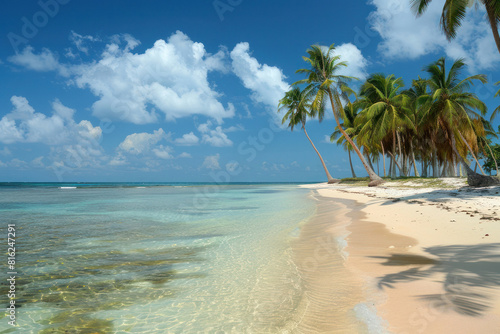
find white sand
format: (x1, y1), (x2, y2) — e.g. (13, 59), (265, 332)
(302, 179), (500, 334)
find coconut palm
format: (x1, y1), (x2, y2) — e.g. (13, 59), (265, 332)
(330, 99), (362, 178)
(420, 57), (499, 186)
(356, 74), (415, 178)
(294, 44), (384, 186)
(410, 0), (500, 54)
(279, 87), (339, 184)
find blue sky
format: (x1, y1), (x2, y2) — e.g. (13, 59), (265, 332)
(1, 0), (499, 182)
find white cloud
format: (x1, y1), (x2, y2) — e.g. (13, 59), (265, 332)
(174, 132), (199, 146)
(8, 46), (69, 76)
(197, 121), (233, 147)
(31, 156), (45, 168)
(202, 154), (221, 170)
(369, 0), (500, 71)
(0, 97), (102, 150)
(118, 128), (167, 154)
(109, 152), (127, 166)
(69, 31), (100, 55)
(323, 135), (334, 144)
(178, 152), (192, 158)
(9, 32), (235, 125)
(230, 42), (290, 122)
(152, 145), (173, 159)
(332, 43), (369, 80)
(74, 32), (234, 124)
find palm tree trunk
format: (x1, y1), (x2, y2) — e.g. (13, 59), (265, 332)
(381, 141), (386, 177)
(410, 141), (420, 177)
(303, 126), (339, 184)
(327, 89), (383, 185)
(450, 133), (500, 186)
(396, 131), (405, 176)
(391, 130), (397, 178)
(486, 4), (500, 54)
(485, 142), (499, 175)
(432, 146), (439, 177)
(348, 149), (356, 178)
(457, 130), (486, 175)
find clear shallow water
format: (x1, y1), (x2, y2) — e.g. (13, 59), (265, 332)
(0, 184), (317, 333)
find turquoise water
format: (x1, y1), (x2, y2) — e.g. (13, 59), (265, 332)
(0, 184), (317, 333)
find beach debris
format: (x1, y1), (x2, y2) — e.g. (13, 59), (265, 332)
(450, 219), (456, 222)
(485, 234), (489, 236)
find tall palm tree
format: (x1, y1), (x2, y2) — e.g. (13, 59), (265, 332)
(356, 74), (415, 178)
(421, 57), (499, 186)
(279, 87), (340, 184)
(410, 0), (500, 54)
(294, 44), (384, 186)
(404, 77), (430, 177)
(331, 99), (362, 178)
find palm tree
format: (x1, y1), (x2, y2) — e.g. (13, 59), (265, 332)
(356, 74), (415, 178)
(410, 0), (500, 54)
(421, 57), (499, 186)
(279, 87), (340, 184)
(331, 99), (361, 178)
(294, 44), (384, 186)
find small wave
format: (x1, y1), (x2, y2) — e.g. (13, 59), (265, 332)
(354, 302), (389, 334)
(59, 187), (77, 189)
(135, 187), (146, 188)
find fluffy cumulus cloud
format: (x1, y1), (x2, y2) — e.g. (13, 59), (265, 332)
(332, 43), (369, 80)
(174, 132), (200, 146)
(230, 42), (290, 121)
(202, 153), (221, 170)
(118, 128), (168, 154)
(0, 96), (104, 172)
(9, 32), (235, 124)
(197, 121), (233, 147)
(369, 0), (500, 71)
(74, 32), (235, 124)
(0, 96), (101, 146)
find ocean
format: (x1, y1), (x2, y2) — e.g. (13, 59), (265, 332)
(0, 183), (331, 333)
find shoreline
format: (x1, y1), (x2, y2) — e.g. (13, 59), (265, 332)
(301, 181), (500, 334)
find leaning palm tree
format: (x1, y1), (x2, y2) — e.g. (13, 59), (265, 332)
(331, 99), (362, 178)
(279, 87), (340, 184)
(294, 44), (384, 186)
(410, 0), (500, 54)
(421, 57), (499, 186)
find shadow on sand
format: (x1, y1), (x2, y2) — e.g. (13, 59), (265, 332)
(373, 243), (500, 317)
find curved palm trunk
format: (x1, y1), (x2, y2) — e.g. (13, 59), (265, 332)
(450, 134), (500, 186)
(381, 141), (387, 177)
(486, 4), (500, 54)
(303, 126), (339, 184)
(457, 130), (486, 176)
(327, 89), (383, 186)
(348, 149), (357, 178)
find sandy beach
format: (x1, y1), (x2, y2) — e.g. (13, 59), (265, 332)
(302, 179), (500, 334)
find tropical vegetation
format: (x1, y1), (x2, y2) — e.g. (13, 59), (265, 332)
(281, 44), (500, 187)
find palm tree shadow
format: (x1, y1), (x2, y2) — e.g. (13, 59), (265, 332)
(373, 243), (500, 317)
